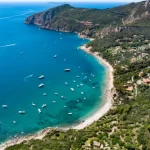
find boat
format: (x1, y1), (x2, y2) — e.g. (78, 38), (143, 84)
(64, 106), (67, 108)
(18, 111), (25, 114)
(38, 83), (44, 88)
(61, 96), (65, 99)
(81, 92), (84, 95)
(32, 103), (36, 106)
(38, 109), (41, 113)
(38, 75), (44, 79)
(65, 82), (68, 86)
(77, 100), (80, 102)
(2, 105), (8, 108)
(54, 55), (57, 58)
(55, 93), (58, 96)
(80, 84), (83, 86)
(68, 113), (72, 115)
(92, 87), (95, 89)
(73, 80), (76, 83)
(77, 85), (79, 88)
(89, 79), (92, 82)
(76, 76), (80, 78)
(43, 93), (47, 96)
(42, 104), (47, 108)
(84, 98), (86, 100)
(13, 121), (16, 124)
(71, 88), (75, 92)
(64, 68), (70, 72)
(52, 101), (56, 103)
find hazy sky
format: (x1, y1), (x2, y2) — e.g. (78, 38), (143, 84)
(0, 0), (143, 2)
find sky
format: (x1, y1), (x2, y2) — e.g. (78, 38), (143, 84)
(0, 0), (144, 2)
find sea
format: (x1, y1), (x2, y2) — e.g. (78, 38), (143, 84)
(0, 2), (126, 143)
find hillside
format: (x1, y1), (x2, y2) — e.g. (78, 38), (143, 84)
(25, 1), (150, 37)
(6, 1), (150, 150)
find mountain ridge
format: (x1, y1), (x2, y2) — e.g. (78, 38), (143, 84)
(25, 1), (150, 38)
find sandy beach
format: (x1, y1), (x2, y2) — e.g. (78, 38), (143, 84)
(73, 44), (114, 129)
(0, 44), (114, 150)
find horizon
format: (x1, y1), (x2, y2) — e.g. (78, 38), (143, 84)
(0, 0), (144, 3)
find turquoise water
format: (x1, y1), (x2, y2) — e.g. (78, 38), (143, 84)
(0, 2), (124, 143)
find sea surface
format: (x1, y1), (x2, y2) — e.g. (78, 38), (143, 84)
(0, 2), (125, 143)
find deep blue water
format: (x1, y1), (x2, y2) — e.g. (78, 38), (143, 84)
(0, 2), (125, 143)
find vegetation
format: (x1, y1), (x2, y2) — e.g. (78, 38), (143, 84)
(7, 1), (150, 150)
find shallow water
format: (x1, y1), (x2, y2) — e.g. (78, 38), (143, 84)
(0, 2), (124, 142)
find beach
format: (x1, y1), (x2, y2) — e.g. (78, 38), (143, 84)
(73, 44), (114, 129)
(0, 43), (114, 150)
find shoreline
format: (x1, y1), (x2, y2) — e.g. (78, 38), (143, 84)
(73, 44), (114, 129)
(0, 39), (114, 150)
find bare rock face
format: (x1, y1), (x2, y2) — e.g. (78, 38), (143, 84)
(144, 0), (150, 8)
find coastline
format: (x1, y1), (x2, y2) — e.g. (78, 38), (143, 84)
(0, 39), (114, 150)
(73, 44), (114, 129)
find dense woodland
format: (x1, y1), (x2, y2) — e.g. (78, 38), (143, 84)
(6, 1), (150, 150)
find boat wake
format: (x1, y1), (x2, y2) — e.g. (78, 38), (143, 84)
(0, 44), (16, 48)
(0, 10), (34, 20)
(24, 74), (33, 83)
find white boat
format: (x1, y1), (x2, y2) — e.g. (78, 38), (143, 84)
(76, 76), (80, 78)
(32, 103), (36, 106)
(38, 75), (44, 79)
(80, 84), (83, 86)
(18, 111), (25, 114)
(38, 83), (44, 88)
(77, 85), (79, 88)
(54, 55), (57, 58)
(89, 79), (92, 82)
(81, 92), (84, 95)
(64, 68), (70, 72)
(65, 82), (68, 86)
(38, 109), (41, 113)
(43, 93), (47, 96)
(68, 113), (72, 115)
(42, 104), (47, 108)
(73, 80), (76, 83)
(92, 87), (95, 89)
(71, 88), (75, 92)
(55, 93), (58, 96)
(61, 96), (65, 99)
(52, 101), (56, 103)
(13, 121), (16, 124)
(77, 100), (80, 102)
(64, 106), (67, 108)
(84, 98), (86, 100)
(2, 105), (8, 108)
